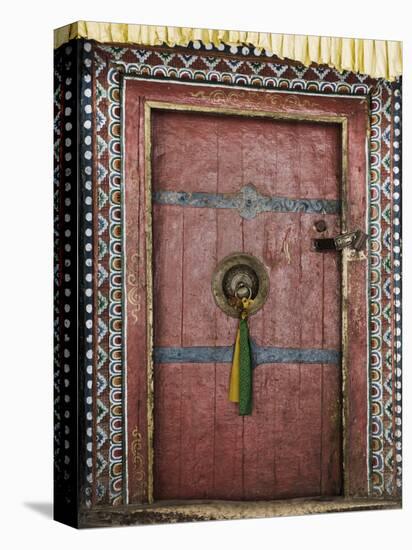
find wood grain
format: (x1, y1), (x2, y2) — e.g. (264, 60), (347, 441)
(213, 363), (244, 500)
(154, 364), (182, 499)
(124, 90), (149, 503)
(153, 204), (183, 347)
(242, 365), (277, 499)
(321, 364), (342, 495)
(178, 363), (216, 499)
(151, 109), (344, 501)
(346, 258), (368, 495)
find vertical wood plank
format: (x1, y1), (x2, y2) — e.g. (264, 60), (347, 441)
(345, 105), (368, 495)
(178, 113), (218, 497)
(323, 220), (342, 348)
(215, 210), (242, 345)
(324, 123), (341, 199)
(296, 364), (323, 496)
(216, 115), (243, 193)
(153, 364), (182, 499)
(242, 366), (277, 499)
(181, 111), (218, 346)
(243, 214), (265, 344)
(153, 204), (183, 347)
(215, 109), (244, 344)
(298, 123), (341, 199)
(242, 119), (267, 191)
(298, 123), (326, 198)
(273, 364), (302, 497)
(263, 212), (301, 347)
(319, 119), (342, 496)
(321, 364), (342, 495)
(300, 213), (324, 349)
(347, 104), (368, 230)
(273, 120), (300, 197)
(213, 363), (244, 500)
(182, 207), (217, 346)
(179, 364), (216, 499)
(213, 115), (244, 496)
(346, 259), (368, 495)
(242, 214), (276, 499)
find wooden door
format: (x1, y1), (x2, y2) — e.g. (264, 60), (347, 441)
(123, 81), (369, 504)
(152, 110), (342, 501)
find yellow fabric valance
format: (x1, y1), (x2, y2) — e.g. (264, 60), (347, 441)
(54, 21), (402, 81)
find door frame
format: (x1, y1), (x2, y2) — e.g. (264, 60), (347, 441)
(123, 77), (370, 505)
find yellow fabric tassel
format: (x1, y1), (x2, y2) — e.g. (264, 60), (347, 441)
(228, 327), (240, 402)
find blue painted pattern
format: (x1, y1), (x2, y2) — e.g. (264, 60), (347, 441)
(154, 345), (340, 365)
(153, 184), (340, 219)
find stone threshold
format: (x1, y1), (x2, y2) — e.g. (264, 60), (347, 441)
(79, 496), (401, 528)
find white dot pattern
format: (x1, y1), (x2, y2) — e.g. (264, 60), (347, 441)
(392, 82), (402, 489)
(62, 42), (74, 497)
(81, 40), (94, 508)
(54, 40), (79, 511)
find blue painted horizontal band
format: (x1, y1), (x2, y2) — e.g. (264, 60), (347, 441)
(153, 184), (340, 219)
(154, 345), (340, 366)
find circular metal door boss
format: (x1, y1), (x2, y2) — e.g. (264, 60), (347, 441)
(211, 253), (269, 318)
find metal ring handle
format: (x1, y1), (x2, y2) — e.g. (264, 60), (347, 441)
(235, 283), (252, 300)
(211, 252), (269, 318)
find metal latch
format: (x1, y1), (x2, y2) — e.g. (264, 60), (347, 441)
(313, 229), (368, 252)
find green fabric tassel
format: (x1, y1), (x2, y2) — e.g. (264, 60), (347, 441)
(239, 318), (253, 415)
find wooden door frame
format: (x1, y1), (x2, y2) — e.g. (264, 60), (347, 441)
(123, 77), (370, 506)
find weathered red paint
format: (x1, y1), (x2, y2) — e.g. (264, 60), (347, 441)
(123, 78), (369, 502)
(151, 110), (342, 500)
(124, 92), (150, 503)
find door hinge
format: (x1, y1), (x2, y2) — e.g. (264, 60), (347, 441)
(313, 229), (368, 252)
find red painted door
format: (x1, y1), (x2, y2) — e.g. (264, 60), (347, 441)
(123, 80), (369, 504)
(152, 110), (342, 500)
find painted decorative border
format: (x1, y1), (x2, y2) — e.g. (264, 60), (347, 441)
(53, 41), (81, 524)
(53, 41), (63, 503)
(95, 43), (400, 504)
(54, 40), (97, 517)
(91, 47), (124, 505)
(107, 61), (124, 505)
(79, 40), (95, 508)
(392, 80), (402, 493)
(369, 85), (384, 494)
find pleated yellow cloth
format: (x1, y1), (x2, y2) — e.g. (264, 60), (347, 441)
(54, 21), (402, 81)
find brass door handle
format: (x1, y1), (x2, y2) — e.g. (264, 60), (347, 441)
(211, 253), (269, 318)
